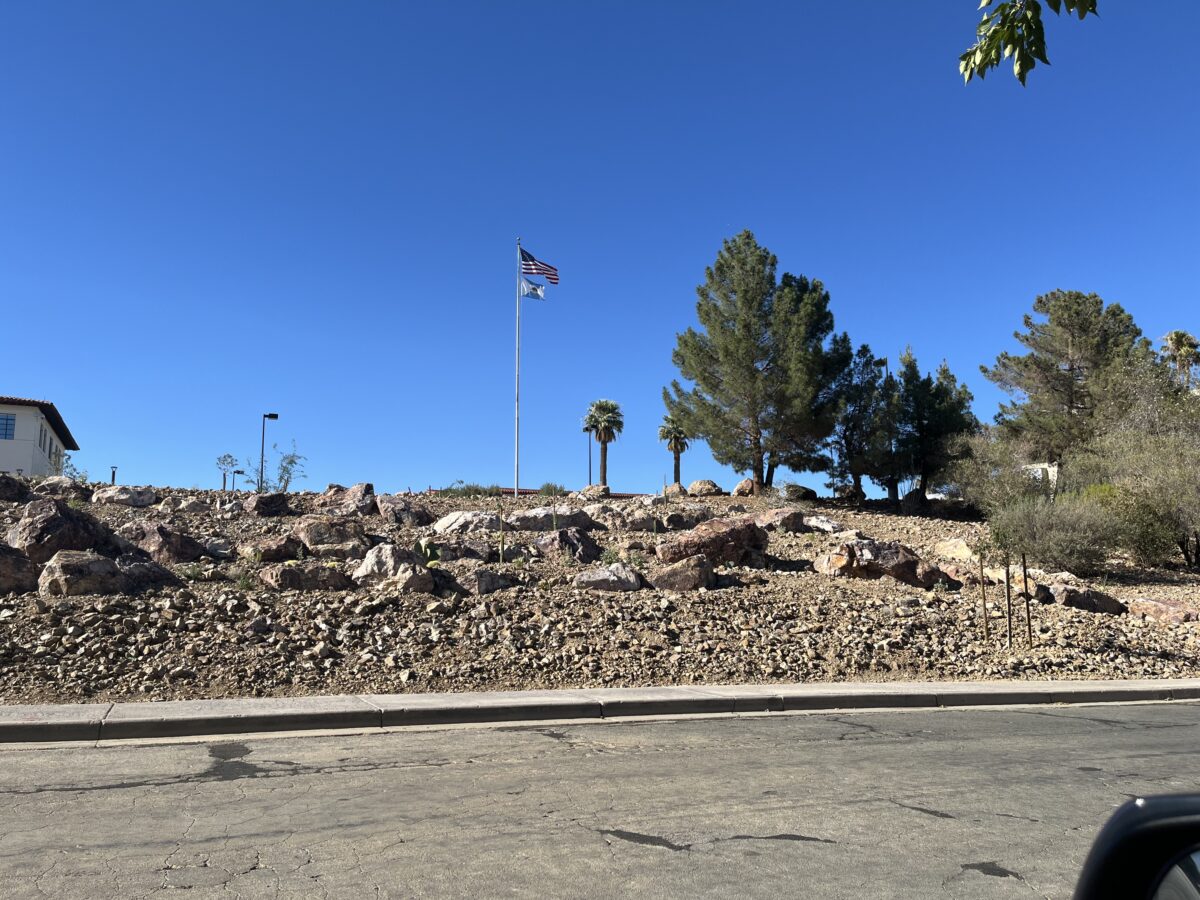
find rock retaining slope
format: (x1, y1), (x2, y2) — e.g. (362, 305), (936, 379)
(1, 479), (1199, 704)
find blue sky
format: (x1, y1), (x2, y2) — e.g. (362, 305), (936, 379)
(2, 2), (1197, 494)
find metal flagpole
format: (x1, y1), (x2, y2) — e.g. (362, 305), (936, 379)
(515, 238), (521, 499)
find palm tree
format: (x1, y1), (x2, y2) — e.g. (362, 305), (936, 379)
(582, 399), (624, 487)
(657, 414), (690, 486)
(1162, 330), (1200, 389)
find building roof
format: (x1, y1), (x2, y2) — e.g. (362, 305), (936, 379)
(0, 397), (80, 451)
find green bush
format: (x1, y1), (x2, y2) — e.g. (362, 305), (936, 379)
(439, 481), (505, 498)
(538, 482), (567, 496)
(989, 494), (1114, 575)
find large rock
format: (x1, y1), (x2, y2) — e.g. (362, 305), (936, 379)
(315, 483), (378, 516)
(114, 554), (180, 592)
(661, 505), (714, 531)
(814, 539), (957, 590)
(376, 494), (434, 527)
(753, 507), (810, 533)
(238, 534), (303, 563)
(784, 484), (819, 502)
(901, 488), (930, 515)
(352, 543), (420, 585)
(1129, 597), (1198, 624)
(687, 479), (725, 497)
(244, 492), (292, 517)
(580, 484), (611, 500)
(39, 550), (126, 596)
(574, 563), (642, 592)
(663, 482), (688, 498)
(0, 544), (38, 595)
(33, 476), (92, 503)
(433, 510), (501, 535)
(117, 522), (207, 564)
(91, 485), (159, 508)
(650, 554), (715, 592)
(290, 516), (372, 559)
(505, 505), (596, 532)
(933, 538), (976, 563)
(731, 478), (755, 497)
(422, 537), (523, 564)
(472, 569), (518, 596)
(6, 498), (117, 564)
(259, 562), (355, 592)
(0, 474), (32, 504)
(159, 495), (210, 514)
(655, 516), (768, 568)
(1049, 584), (1127, 615)
(534, 528), (603, 564)
(802, 514), (844, 534)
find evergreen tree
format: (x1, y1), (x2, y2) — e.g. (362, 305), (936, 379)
(665, 230), (848, 495)
(657, 414), (690, 486)
(827, 345), (886, 501)
(1162, 330), (1200, 389)
(983, 290), (1148, 462)
(894, 350), (978, 495)
(582, 399), (624, 487)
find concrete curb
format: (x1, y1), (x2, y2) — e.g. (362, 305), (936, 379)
(3, 678), (1200, 743)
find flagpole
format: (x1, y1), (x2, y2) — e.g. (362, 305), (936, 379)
(515, 237), (521, 499)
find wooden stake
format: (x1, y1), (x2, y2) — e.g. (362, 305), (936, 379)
(979, 557), (989, 639)
(1004, 555), (1014, 649)
(1022, 553), (1034, 648)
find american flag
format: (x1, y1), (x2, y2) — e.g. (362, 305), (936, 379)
(520, 247), (559, 285)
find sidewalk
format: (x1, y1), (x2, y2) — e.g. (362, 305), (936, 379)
(4, 678), (1199, 743)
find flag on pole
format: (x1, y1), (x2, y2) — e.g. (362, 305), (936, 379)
(519, 248), (559, 284)
(520, 278), (546, 300)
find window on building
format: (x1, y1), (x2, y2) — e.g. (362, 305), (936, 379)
(0, 414), (14, 440)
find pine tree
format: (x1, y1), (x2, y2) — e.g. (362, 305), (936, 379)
(665, 230), (849, 495)
(983, 290), (1148, 462)
(827, 345), (886, 501)
(894, 351), (978, 495)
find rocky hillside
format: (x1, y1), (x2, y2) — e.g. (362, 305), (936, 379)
(1, 473), (1199, 705)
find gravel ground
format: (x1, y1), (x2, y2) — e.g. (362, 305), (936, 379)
(2, 484), (1199, 705)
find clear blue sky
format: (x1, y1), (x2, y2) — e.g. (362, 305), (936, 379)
(3, 2), (1197, 494)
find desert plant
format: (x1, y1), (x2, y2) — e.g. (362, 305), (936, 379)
(989, 494), (1115, 575)
(583, 399), (624, 487)
(440, 481), (505, 498)
(538, 482), (567, 496)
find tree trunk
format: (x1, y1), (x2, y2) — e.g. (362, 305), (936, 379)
(672, 451), (680, 485)
(852, 473), (864, 501)
(752, 455), (765, 495)
(765, 458), (778, 489)
(599, 441), (608, 487)
(918, 471), (929, 495)
(1180, 535), (1194, 568)
(886, 477), (899, 506)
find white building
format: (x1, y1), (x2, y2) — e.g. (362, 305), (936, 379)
(0, 397), (79, 477)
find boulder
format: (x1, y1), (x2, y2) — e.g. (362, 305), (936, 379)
(0, 544), (38, 595)
(433, 510), (502, 535)
(91, 485), (159, 508)
(663, 483), (688, 498)
(352, 543), (421, 585)
(1049, 584), (1127, 615)
(375, 563), (436, 595)
(534, 528), (603, 564)
(802, 514), (844, 534)
(238, 534), (304, 563)
(243, 492), (292, 517)
(900, 488), (930, 515)
(731, 478), (755, 497)
(655, 516), (769, 568)
(574, 562), (642, 592)
(315, 483), (378, 516)
(753, 507), (810, 533)
(813, 539), (957, 590)
(0, 474), (32, 504)
(376, 494), (435, 527)
(650, 554), (715, 592)
(1129, 597), (1198, 624)
(687, 479), (725, 497)
(661, 504), (714, 531)
(33, 476), (92, 502)
(259, 562), (354, 592)
(933, 538), (976, 563)
(472, 569), (518, 596)
(117, 522), (207, 564)
(159, 495), (210, 514)
(784, 484), (819, 502)
(505, 505), (596, 532)
(38, 550), (126, 597)
(6, 498), (117, 565)
(114, 554), (180, 592)
(580, 484), (611, 500)
(290, 516), (372, 559)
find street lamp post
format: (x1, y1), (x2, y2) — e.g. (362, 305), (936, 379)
(259, 413), (278, 492)
(232, 469), (246, 492)
(110, 466), (117, 485)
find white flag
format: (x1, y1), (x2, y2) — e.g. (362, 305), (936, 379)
(520, 278), (546, 300)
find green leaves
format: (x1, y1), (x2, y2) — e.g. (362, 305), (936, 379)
(960, 0), (1097, 86)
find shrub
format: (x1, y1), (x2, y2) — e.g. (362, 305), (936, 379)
(989, 494), (1114, 575)
(439, 481), (505, 498)
(538, 482), (567, 496)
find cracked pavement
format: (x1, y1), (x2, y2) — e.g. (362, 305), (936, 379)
(2, 702), (1200, 898)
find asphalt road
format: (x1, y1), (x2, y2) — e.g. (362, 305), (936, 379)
(1, 702), (1199, 899)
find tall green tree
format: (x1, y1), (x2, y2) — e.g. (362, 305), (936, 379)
(827, 345), (886, 501)
(1162, 330), (1200, 389)
(583, 399), (624, 487)
(894, 350), (979, 495)
(960, 0), (1098, 85)
(983, 290), (1148, 462)
(657, 414), (690, 486)
(665, 230), (848, 495)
